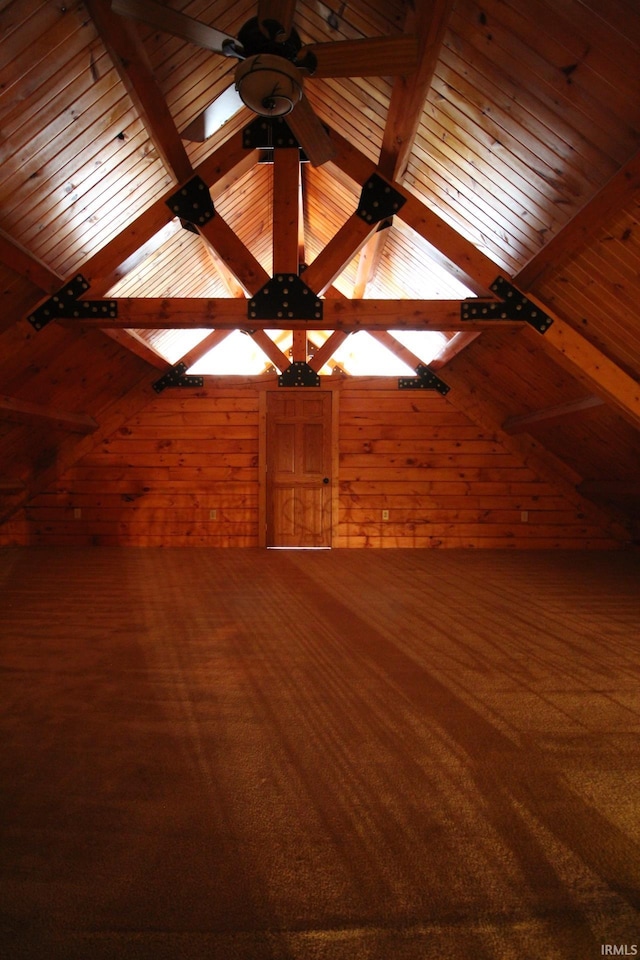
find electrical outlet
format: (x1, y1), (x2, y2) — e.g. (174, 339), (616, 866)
(521, 510), (529, 523)
(209, 509), (217, 520)
(73, 507), (82, 519)
(382, 509), (389, 521)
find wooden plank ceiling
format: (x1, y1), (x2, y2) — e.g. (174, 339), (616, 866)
(0, 0), (639, 533)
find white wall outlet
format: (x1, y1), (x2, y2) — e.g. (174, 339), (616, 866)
(209, 509), (217, 520)
(521, 510), (529, 523)
(382, 509), (390, 521)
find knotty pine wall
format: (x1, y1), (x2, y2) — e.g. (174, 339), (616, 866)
(2, 381), (624, 548)
(337, 386), (623, 548)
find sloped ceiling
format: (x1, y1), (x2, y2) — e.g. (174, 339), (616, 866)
(0, 0), (639, 534)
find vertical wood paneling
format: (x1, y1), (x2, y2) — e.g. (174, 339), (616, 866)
(534, 197), (640, 377)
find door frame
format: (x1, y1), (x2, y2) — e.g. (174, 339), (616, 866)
(259, 386), (340, 548)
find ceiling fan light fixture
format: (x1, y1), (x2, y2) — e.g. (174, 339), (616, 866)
(235, 54), (302, 117)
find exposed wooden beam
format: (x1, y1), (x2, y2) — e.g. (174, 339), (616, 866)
(291, 329), (307, 362)
(330, 131), (640, 432)
(524, 322), (640, 431)
(202, 243), (246, 298)
(308, 331), (349, 372)
(102, 329), (167, 369)
(88, 147), (258, 298)
(430, 331), (482, 370)
(0, 230), (60, 294)
(28, 131), (256, 303)
(379, 0), (455, 183)
(353, 0), (454, 298)
(0, 371), (158, 526)
(207, 151), (263, 298)
(298, 166), (306, 267)
(398, 194), (500, 295)
(331, 131), (503, 296)
(0, 229), (163, 368)
(197, 135), (260, 199)
(89, 220), (182, 297)
(317, 299), (500, 332)
(85, 0), (192, 182)
(516, 148), (640, 290)
(329, 128), (504, 296)
(80, 8), (261, 302)
(249, 331), (290, 373)
(352, 228), (388, 299)
(0, 394), (98, 434)
(178, 329), (233, 369)
(273, 149), (301, 274)
(302, 213), (379, 296)
(369, 331), (422, 371)
(331, 131), (484, 296)
(502, 396), (605, 435)
(440, 359), (632, 541)
(75, 298), (246, 327)
(69, 298), (512, 330)
(197, 216), (270, 295)
(69, 202), (173, 295)
(258, 0), (297, 41)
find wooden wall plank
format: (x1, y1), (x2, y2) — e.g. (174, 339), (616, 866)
(3, 380), (626, 548)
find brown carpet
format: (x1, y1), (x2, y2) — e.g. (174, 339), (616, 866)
(0, 547), (639, 959)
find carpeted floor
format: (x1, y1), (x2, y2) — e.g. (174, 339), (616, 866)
(0, 547), (639, 959)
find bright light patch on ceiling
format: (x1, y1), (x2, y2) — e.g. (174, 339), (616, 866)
(389, 330), (449, 363)
(188, 330), (270, 375)
(324, 332), (414, 376)
(185, 329), (450, 377)
(367, 221), (478, 300)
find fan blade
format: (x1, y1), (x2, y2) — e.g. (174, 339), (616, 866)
(111, 0), (242, 56)
(286, 94), (336, 167)
(300, 35), (418, 78)
(181, 84), (245, 142)
(257, 0), (297, 39)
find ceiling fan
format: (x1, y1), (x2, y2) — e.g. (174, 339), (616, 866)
(111, 0), (418, 166)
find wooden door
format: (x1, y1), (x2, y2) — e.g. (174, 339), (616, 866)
(266, 391), (332, 547)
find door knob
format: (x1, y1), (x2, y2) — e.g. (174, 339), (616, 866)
(322, 477), (330, 484)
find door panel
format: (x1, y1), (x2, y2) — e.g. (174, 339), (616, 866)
(303, 422), (324, 473)
(272, 421), (296, 474)
(266, 392), (332, 547)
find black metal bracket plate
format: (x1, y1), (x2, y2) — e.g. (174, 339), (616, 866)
(153, 363), (204, 393)
(28, 274), (118, 330)
(248, 274), (323, 321)
(461, 276), (553, 333)
(490, 276), (553, 332)
(399, 364), (450, 395)
(237, 17), (303, 62)
(460, 299), (511, 321)
(166, 176), (215, 227)
(243, 116), (300, 151)
(357, 174), (406, 224)
(278, 361), (320, 387)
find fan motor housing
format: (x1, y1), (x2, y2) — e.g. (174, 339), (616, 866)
(237, 17), (302, 61)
